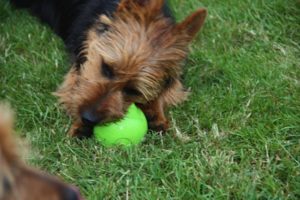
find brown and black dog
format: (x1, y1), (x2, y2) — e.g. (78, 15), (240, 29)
(0, 103), (83, 200)
(9, 0), (207, 138)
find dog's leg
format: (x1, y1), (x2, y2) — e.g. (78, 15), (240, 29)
(139, 99), (169, 133)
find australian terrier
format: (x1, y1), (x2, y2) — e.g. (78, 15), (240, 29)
(9, 0), (207, 138)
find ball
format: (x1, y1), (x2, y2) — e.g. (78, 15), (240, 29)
(93, 104), (148, 147)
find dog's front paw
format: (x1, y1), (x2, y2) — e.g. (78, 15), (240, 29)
(148, 117), (169, 133)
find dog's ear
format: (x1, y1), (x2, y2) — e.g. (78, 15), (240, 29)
(161, 79), (188, 106)
(54, 67), (79, 101)
(136, 0), (164, 12)
(117, 0), (164, 15)
(175, 9), (207, 42)
(117, 0), (137, 12)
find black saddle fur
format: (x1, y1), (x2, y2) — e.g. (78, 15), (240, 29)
(9, 0), (172, 60)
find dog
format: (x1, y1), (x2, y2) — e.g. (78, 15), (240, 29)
(9, 0), (207, 138)
(0, 103), (84, 200)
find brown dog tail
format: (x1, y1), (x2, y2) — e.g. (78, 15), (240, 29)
(0, 102), (18, 162)
(0, 102), (14, 135)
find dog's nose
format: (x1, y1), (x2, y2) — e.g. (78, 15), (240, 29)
(81, 110), (98, 124)
(61, 186), (83, 200)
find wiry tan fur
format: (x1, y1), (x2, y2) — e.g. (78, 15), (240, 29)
(55, 0), (207, 136)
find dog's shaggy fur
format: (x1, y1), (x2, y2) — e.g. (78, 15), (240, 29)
(10, 0), (207, 138)
(0, 103), (83, 200)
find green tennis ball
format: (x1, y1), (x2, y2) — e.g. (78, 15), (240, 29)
(93, 104), (148, 147)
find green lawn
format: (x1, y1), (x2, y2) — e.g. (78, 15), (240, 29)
(1, 0), (300, 199)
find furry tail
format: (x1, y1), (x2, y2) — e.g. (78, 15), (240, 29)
(0, 102), (14, 133)
(0, 102), (17, 161)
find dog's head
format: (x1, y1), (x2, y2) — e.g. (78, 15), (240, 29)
(55, 0), (206, 135)
(0, 103), (83, 200)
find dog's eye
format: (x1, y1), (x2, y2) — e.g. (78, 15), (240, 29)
(102, 62), (114, 79)
(164, 77), (173, 88)
(123, 87), (142, 96)
(96, 23), (109, 34)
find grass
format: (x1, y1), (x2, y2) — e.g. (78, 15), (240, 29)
(1, 0), (300, 199)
